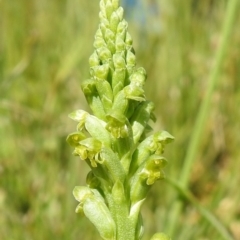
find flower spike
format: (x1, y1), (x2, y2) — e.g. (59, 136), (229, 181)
(67, 1), (174, 239)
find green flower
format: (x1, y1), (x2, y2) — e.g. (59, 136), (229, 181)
(74, 138), (103, 167)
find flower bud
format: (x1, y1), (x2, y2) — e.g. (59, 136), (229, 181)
(124, 83), (145, 102)
(106, 39), (116, 53)
(96, 47), (112, 62)
(125, 32), (133, 46)
(105, 28), (115, 42)
(112, 0), (120, 10)
(95, 28), (103, 38)
(129, 67), (147, 87)
(94, 37), (106, 50)
(91, 64), (109, 80)
(151, 233), (172, 240)
(113, 52), (126, 69)
(99, 0), (106, 16)
(100, 23), (108, 39)
(105, 1), (114, 20)
(117, 20), (127, 40)
(115, 36), (125, 52)
(110, 11), (120, 32)
(112, 68), (126, 96)
(116, 6), (124, 21)
(110, 90), (128, 117)
(126, 50), (136, 67)
(89, 51), (100, 67)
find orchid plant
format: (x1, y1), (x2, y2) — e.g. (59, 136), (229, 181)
(67, 0), (174, 239)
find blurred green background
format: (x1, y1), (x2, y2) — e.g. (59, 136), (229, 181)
(0, 0), (240, 239)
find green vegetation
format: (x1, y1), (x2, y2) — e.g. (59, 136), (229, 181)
(0, 0), (239, 239)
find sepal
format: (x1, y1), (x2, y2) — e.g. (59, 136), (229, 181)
(66, 132), (87, 147)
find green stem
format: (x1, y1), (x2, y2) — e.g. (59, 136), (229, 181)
(167, 0), (239, 235)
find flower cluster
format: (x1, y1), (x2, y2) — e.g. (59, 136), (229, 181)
(67, 1), (173, 239)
